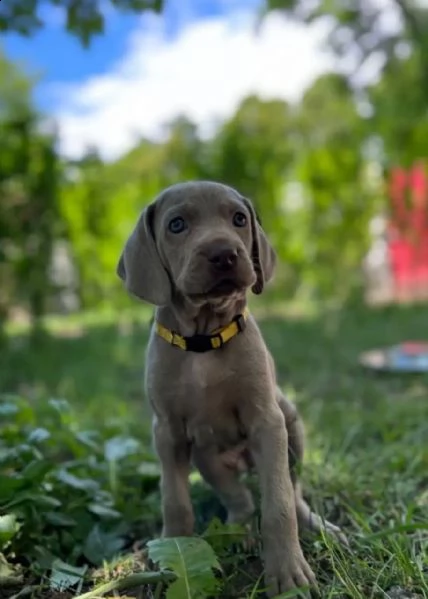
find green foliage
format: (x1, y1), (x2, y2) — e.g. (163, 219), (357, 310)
(0, 394), (161, 573)
(202, 517), (249, 556)
(0, 0), (164, 46)
(369, 51), (428, 168)
(2, 14), (428, 323)
(0, 51), (62, 336)
(1, 304), (428, 597)
(147, 537), (221, 599)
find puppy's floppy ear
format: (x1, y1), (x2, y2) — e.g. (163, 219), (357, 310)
(240, 196), (276, 295)
(117, 202), (171, 306)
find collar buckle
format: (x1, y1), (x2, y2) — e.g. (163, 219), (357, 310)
(185, 333), (223, 353)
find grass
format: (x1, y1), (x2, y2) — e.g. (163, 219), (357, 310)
(0, 300), (427, 598)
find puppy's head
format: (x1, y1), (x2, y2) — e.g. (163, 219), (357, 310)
(117, 181), (276, 307)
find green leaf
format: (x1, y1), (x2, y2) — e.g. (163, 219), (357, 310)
(104, 436), (140, 461)
(0, 476), (25, 503)
(203, 518), (248, 555)
(0, 515), (20, 550)
(48, 398), (71, 414)
(83, 525), (125, 566)
(0, 402), (19, 416)
(21, 458), (52, 481)
(49, 559), (87, 592)
(27, 428), (51, 443)
(3, 492), (61, 510)
(74, 430), (101, 452)
(55, 469), (100, 492)
(147, 537), (221, 599)
(45, 512), (76, 527)
(0, 444), (41, 465)
(137, 461), (161, 477)
(87, 503), (121, 519)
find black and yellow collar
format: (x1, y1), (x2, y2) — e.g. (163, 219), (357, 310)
(155, 307), (249, 353)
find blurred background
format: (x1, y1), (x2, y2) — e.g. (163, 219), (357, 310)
(1, 0), (428, 419)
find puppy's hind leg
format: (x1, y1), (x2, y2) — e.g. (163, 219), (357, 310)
(276, 389), (348, 546)
(192, 447), (255, 526)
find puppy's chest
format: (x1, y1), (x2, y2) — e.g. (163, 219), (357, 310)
(186, 353), (232, 389)
(179, 353), (243, 447)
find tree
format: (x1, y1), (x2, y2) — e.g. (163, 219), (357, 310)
(0, 51), (62, 334)
(369, 51), (428, 168)
(265, 1), (428, 92)
(0, 0), (163, 45)
(209, 95), (294, 234)
(159, 116), (207, 184)
(286, 73), (381, 299)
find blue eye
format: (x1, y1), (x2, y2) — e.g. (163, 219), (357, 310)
(233, 212), (247, 227)
(168, 217), (186, 234)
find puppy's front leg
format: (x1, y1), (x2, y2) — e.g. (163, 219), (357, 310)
(248, 406), (316, 597)
(153, 418), (194, 537)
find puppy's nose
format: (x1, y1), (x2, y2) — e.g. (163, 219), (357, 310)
(208, 247), (238, 271)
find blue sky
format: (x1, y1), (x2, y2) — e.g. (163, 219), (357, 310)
(3, 0), (262, 108)
(1, 0), (332, 159)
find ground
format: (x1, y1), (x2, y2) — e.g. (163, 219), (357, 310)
(0, 301), (427, 598)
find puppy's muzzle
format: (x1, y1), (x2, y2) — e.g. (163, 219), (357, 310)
(207, 246), (238, 273)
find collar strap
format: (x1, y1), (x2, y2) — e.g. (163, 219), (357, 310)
(155, 307), (249, 353)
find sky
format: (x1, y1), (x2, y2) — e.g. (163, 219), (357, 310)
(2, 0), (338, 160)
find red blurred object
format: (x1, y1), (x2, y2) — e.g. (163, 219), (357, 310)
(387, 161), (428, 301)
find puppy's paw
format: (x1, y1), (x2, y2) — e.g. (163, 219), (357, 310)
(323, 519), (350, 548)
(265, 549), (316, 598)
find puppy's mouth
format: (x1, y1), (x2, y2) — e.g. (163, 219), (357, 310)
(186, 276), (248, 301)
(208, 278), (242, 297)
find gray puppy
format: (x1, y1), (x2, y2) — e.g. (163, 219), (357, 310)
(117, 181), (345, 597)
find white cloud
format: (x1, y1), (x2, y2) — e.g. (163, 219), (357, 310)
(53, 11), (334, 161)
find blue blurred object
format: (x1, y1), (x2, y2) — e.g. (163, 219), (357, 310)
(360, 341), (428, 373)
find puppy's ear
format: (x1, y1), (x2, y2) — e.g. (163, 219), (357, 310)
(240, 196), (276, 295)
(117, 202), (171, 306)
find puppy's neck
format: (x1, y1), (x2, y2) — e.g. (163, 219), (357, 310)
(156, 295), (247, 336)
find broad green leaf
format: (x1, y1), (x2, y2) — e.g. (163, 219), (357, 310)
(0, 515), (20, 549)
(87, 503), (121, 519)
(21, 459), (52, 481)
(83, 524), (125, 565)
(45, 512), (76, 527)
(104, 436), (140, 462)
(27, 428), (51, 443)
(3, 492), (61, 510)
(147, 537), (221, 599)
(49, 559), (87, 592)
(55, 469), (99, 492)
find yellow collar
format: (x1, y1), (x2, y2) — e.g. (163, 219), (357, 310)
(155, 307), (250, 353)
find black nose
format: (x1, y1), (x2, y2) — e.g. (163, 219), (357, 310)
(208, 248), (238, 271)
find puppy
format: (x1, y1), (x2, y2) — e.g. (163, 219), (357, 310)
(117, 181), (345, 597)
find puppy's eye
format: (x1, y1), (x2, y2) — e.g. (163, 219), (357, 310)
(233, 212), (247, 227)
(168, 217), (187, 234)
